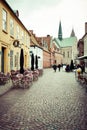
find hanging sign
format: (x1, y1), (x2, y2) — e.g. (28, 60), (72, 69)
(13, 40), (19, 47)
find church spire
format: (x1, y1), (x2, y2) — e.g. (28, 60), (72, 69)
(70, 28), (75, 37)
(58, 21), (62, 40)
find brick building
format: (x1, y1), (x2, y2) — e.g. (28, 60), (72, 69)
(36, 35), (52, 68)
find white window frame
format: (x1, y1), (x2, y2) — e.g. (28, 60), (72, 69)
(2, 9), (7, 31)
(22, 31), (24, 42)
(16, 26), (19, 39)
(10, 19), (14, 36)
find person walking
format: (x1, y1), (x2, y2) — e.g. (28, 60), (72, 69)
(58, 64), (61, 72)
(53, 60), (57, 72)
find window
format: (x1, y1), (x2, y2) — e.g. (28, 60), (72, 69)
(14, 52), (19, 69)
(67, 51), (69, 58)
(43, 41), (48, 49)
(26, 34), (29, 45)
(2, 9), (7, 31)
(63, 52), (65, 57)
(10, 50), (13, 70)
(22, 31), (24, 41)
(16, 26), (19, 39)
(25, 33), (26, 44)
(10, 19), (14, 36)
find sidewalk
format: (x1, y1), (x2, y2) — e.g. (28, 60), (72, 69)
(0, 80), (12, 96)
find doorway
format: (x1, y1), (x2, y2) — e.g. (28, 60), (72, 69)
(25, 54), (27, 68)
(1, 47), (5, 72)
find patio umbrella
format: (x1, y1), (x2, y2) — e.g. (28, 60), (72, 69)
(31, 53), (34, 71)
(20, 49), (24, 74)
(35, 55), (38, 69)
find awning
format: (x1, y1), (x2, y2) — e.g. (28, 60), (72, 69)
(77, 55), (87, 60)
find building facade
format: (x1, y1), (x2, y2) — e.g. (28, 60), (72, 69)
(29, 30), (43, 69)
(54, 21), (78, 65)
(0, 0), (30, 73)
(52, 39), (63, 65)
(77, 23), (87, 72)
(36, 35), (52, 68)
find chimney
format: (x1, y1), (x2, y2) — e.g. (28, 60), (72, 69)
(85, 22), (87, 33)
(47, 35), (50, 37)
(29, 30), (33, 34)
(14, 10), (19, 17)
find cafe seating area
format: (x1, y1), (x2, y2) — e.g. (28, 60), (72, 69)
(10, 69), (43, 89)
(0, 72), (10, 85)
(0, 68), (43, 90)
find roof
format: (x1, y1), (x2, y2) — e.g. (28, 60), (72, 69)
(30, 33), (43, 50)
(70, 28), (75, 37)
(54, 36), (77, 48)
(53, 38), (61, 47)
(58, 21), (62, 40)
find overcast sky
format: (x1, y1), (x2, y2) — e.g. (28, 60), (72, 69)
(6, 0), (87, 39)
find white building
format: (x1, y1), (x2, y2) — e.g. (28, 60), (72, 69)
(30, 45), (43, 69)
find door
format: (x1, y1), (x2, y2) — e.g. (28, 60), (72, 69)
(1, 47), (5, 72)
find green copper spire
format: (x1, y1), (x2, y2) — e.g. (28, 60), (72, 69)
(58, 21), (62, 40)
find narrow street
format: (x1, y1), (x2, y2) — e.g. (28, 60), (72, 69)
(0, 69), (87, 130)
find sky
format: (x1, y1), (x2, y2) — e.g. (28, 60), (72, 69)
(6, 0), (87, 39)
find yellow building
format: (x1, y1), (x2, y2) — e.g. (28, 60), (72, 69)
(0, 0), (31, 73)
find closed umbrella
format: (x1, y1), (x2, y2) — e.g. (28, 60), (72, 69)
(31, 53), (34, 71)
(20, 49), (24, 74)
(35, 55), (38, 69)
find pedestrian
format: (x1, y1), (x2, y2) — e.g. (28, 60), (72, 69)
(53, 60), (57, 72)
(53, 64), (57, 72)
(65, 64), (70, 72)
(58, 64), (61, 71)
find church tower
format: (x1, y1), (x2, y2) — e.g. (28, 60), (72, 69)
(70, 28), (75, 37)
(58, 21), (62, 40)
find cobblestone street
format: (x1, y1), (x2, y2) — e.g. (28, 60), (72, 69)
(0, 69), (87, 130)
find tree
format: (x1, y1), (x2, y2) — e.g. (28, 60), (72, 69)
(70, 60), (74, 71)
(31, 53), (34, 71)
(20, 49), (24, 74)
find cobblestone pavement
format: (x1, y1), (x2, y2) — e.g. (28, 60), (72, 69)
(0, 69), (87, 130)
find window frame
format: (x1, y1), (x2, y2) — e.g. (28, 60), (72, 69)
(10, 18), (14, 36)
(2, 9), (7, 32)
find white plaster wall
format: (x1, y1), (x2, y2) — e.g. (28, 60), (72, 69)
(30, 46), (43, 69)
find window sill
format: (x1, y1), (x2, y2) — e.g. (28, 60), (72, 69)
(2, 30), (8, 34)
(10, 35), (14, 39)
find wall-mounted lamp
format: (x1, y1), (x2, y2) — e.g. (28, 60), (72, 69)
(38, 56), (40, 59)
